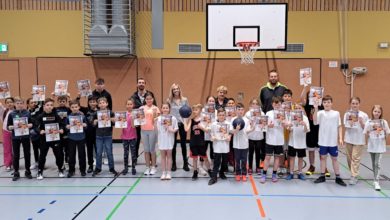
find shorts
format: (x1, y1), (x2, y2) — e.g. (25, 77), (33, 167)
(288, 146), (306, 158)
(141, 130), (157, 153)
(265, 144), (284, 156)
(190, 145), (207, 158)
(319, 146), (338, 157)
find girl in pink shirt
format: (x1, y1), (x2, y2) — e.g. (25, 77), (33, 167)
(121, 98), (138, 175)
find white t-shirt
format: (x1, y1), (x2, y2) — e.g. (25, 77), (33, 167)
(315, 110), (341, 146)
(156, 115), (178, 150)
(343, 110), (368, 145)
(245, 111), (265, 141)
(265, 110), (285, 146)
(202, 108), (216, 141)
(231, 116), (251, 149)
(363, 119), (390, 153)
(288, 115), (310, 149)
(211, 121), (231, 153)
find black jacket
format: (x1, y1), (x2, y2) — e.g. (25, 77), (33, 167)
(259, 82), (287, 113)
(131, 90), (157, 109)
(7, 109), (32, 140)
(37, 111), (64, 143)
(93, 89), (113, 110)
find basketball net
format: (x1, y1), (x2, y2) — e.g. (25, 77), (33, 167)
(236, 42), (259, 65)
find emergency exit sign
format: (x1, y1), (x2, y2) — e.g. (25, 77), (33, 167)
(0, 43), (8, 53)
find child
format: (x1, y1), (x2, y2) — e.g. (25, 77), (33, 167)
(65, 100), (87, 177)
(260, 97), (287, 183)
(203, 95), (216, 164)
(140, 92), (160, 176)
(0, 97), (14, 171)
(156, 102), (178, 180)
(343, 97), (368, 185)
(286, 103), (310, 180)
(92, 78), (113, 110)
(121, 98), (138, 175)
(245, 98), (265, 175)
(26, 98), (43, 170)
(363, 105), (390, 191)
(7, 97), (33, 181)
(208, 108), (232, 185)
(92, 97), (118, 176)
(313, 95), (346, 186)
(230, 103), (254, 182)
(280, 89), (293, 176)
(226, 98), (236, 171)
(184, 104), (212, 181)
(85, 95), (98, 173)
(54, 95), (71, 167)
(36, 98), (65, 180)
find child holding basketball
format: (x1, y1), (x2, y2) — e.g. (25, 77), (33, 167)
(208, 108), (232, 185)
(184, 104), (212, 181)
(343, 97), (368, 185)
(313, 95), (346, 186)
(260, 97), (287, 183)
(245, 98), (265, 175)
(363, 105), (390, 191)
(285, 103), (309, 180)
(156, 102), (178, 180)
(121, 98), (138, 175)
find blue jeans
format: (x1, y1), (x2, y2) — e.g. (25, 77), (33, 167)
(96, 136), (114, 170)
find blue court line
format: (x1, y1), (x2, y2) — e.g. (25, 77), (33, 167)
(37, 209), (45, 213)
(0, 193), (253, 197)
(259, 194), (390, 200)
(49, 200), (56, 204)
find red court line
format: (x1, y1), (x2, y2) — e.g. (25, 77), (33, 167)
(249, 175), (266, 218)
(256, 199), (266, 218)
(249, 175), (258, 195)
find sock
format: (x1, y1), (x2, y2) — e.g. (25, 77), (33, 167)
(272, 170), (277, 174)
(320, 173), (325, 177)
(263, 170), (267, 175)
(336, 174), (340, 178)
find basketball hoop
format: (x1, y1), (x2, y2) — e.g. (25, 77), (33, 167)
(236, 41), (259, 65)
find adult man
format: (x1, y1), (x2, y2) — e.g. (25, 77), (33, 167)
(131, 78), (157, 161)
(259, 70), (288, 113)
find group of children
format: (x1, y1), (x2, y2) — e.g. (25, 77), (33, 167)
(0, 81), (389, 191)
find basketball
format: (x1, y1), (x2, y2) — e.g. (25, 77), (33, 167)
(179, 105), (192, 118)
(232, 117), (245, 130)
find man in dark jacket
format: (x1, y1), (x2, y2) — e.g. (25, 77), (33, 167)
(259, 70), (288, 113)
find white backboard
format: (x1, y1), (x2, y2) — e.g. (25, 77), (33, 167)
(206, 3), (288, 51)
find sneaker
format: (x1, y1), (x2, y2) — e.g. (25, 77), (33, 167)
(25, 171), (33, 179)
(171, 163), (177, 172)
(325, 168), (331, 177)
(272, 173), (278, 182)
(374, 181), (381, 191)
(256, 168), (261, 175)
(248, 169), (253, 175)
(335, 177), (347, 186)
(165, 172), (172, 180)
(298, 173), (306, 180)
(12, 172), (20, 181)
(103, 158), (108, 165)
(219, 172), (227, 180)
(58, 170), (65, 178)
(183, 163), (190, 172)
(67, 172), (74, 178)
(30, 163), (37, 170)
(277, 170), (284, 177)
(349, 176), (358, 185)
(259, 175), (266, 184)
(92, 169), (101, 177)
(109, 169), (118, 176)
(5, 166), (11, 172)
(87, 166), (93, 173)
(192, 170), (198, 181)
(160, 172), (166, 180)
(305, 165), (315, 176)
(242, 175), (247, 182)
(286, 173), (294, 180)
(150, 167), (157, 175)
(37, 172), (44, 180)
(235, 175), (241, 181)
(199, 167), (208, 176)
(131, 168), (136, 175)
(314, 175), (326, 184)
(80, 171), (86, 177)
(122, 169), (128, 175)
(208, 178), (217, 185)
(144, 167), (150, 175)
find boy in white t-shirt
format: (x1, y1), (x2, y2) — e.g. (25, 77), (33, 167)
(260, 97), (287, 184)
(230, 103), (254, 182)
(313, 95), (346, 186)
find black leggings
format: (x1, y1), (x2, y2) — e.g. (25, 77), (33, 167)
(248, 139), (266, 170)
(12, 138), (31, 172)
(31, 138), (40, 163)
(172, 122), (187, 164)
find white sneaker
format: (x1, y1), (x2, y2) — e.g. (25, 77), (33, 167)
(37, 173), (44, 180)
(103, 158), (108, 165)
(199, 167), (208, 176)
(144, 167), (150, 175)
(374, 181), (381, 191)
(30, 163), (37, 170)
(150, 167), (157, 175)
(349, 176), (358, 185)
(5, 166), (11, 172)
(165, 172), (172, 180)
(58, 171), (65, 178)
(160, 172), (166, 180)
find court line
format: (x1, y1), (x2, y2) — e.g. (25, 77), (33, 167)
(0, 192), (254, 197)
(259, 194), (390, 200)
(0, 185), (133, 188)
(249, 175), (266, 218)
